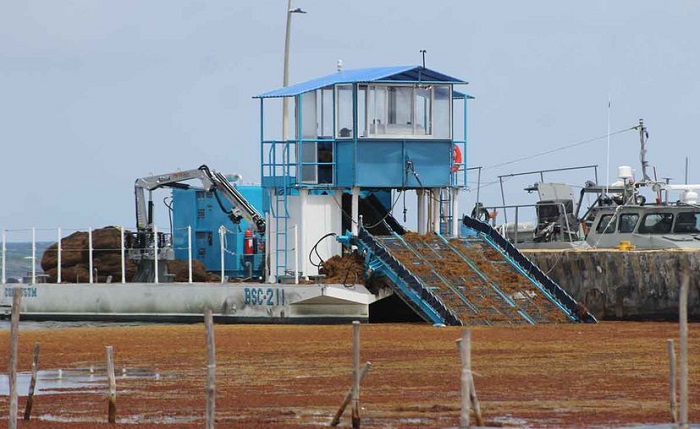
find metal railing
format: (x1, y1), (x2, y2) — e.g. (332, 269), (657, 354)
(473, 202), (581, 245)
(0, 225), (289, 285)
(1, 226), (187, 285)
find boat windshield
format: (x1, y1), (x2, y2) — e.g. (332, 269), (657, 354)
(596, 214), (617, 234)
(638, 213), (674, 234)
(619, 213), (639, 233)
(673, 212), (700, 233)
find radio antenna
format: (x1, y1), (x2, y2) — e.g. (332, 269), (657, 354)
(606, 94), (611, 194)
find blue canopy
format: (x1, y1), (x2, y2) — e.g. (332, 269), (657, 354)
(255, 65), (469, 99)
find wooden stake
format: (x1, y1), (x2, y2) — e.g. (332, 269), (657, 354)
(457, 339), (484, 427)
(679, 274), (689, 429)
(9, 288), (21, 429)
(351, 321), (361, 429)
(331, 362), (371, 426)
(23, 342), (41, 420)
(457, 333), (484, 427)
(205, 309), (216, 429)
(667, 339), (677, 423)
(458, 330), (471, 428)
(469, 374), (483, 426)
(105, 346), (117, 423)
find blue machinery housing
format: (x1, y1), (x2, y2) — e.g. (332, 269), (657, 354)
(172, 185), (265, 278)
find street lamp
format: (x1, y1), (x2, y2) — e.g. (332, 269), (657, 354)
(282, 1), (306, 141)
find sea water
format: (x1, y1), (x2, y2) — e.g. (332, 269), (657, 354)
(1, 241), (52, 281)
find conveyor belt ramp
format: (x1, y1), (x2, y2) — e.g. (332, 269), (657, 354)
(356, 218), (596, 326)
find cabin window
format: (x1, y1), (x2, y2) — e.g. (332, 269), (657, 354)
(317, 88), (334, 137)
(362, 84), (451, 138)
(638, 213), (674, 234)
(595, 214), (617, 234)
(618, 214), (639, 233)
(336, 85), (353, 139)
(388, 86), (412, 128)
(673, 212), (700, 233)
(298, 91), (316, 139)
(317, 141), (333, 184)
(433, 85), (451, 139)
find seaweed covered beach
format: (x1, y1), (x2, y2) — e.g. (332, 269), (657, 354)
(1, 321), (698, 428)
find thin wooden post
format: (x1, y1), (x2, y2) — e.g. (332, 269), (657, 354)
(23, 342), (41, 420)
(469, 371), (483, 425)
(351, 321), (361, 429)
(105, 346), (117, 423)
(205, 309), (216, 429)
(667, 339), (678, 423)
(458, 330), (472, 428)
(331, 362), (371, 426)
(457, 337), (484, 427)
(679, 274), (689, 429)
(9, 288), (21, 429)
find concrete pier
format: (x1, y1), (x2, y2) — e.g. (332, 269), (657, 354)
(523, 249), (700, 321)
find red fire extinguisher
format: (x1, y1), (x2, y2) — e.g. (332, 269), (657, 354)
(243, 229), (255, 255)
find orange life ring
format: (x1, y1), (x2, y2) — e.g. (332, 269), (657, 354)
(451, 144), (462, 173)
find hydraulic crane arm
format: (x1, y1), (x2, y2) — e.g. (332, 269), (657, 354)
(198, 165), (266, 234)
(134, 168), (213, 231)
(134, 165), (265, 234)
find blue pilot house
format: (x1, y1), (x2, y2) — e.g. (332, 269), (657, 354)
(255, 65), (472, 281)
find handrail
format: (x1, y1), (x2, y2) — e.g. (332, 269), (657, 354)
(0, 226), (199, 285)
(475, 201), (581, 244)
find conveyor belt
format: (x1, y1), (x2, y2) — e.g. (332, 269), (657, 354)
(356, 219), (596, 326)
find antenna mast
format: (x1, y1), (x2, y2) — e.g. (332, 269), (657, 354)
(638, 118), (651, 182)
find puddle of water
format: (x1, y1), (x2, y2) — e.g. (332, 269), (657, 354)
(0, 367), (168, 396)
(490, 415), (530, 427)
(621, 423), (700, 429)
(36, 413), (200, 424)
(0, 320), (171, 331)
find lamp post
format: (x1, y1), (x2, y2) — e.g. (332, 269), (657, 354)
(282, 0), (306, 141)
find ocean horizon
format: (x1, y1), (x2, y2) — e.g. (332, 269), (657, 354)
(1, 241), (51, 280)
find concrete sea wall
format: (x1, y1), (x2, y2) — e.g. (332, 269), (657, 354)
(523, 249), (700, 321)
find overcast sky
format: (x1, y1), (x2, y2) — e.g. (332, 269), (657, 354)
(1, 1), (699, 240)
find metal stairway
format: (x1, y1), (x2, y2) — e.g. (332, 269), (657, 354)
(356, 221), (596, 326)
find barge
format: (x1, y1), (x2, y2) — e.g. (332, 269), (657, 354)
(2, 65), (594, 326)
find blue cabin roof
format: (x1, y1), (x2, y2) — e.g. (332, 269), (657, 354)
(255, 65), (473, 99)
